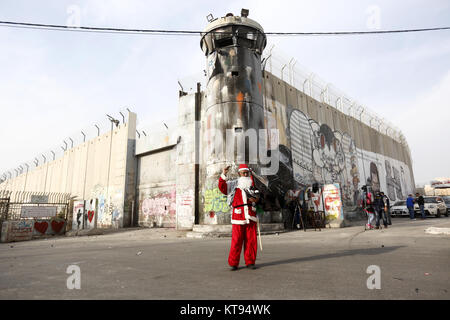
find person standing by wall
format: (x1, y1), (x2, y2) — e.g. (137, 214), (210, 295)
(362, 185), (375, 229)
(285, 187), (301, 229)
(416, 192), (426, 219)
(381, 192), (392, 225)
(406, 194), (416, 220)
(374, 191), (388, 229)
(218, 164), (260, 271)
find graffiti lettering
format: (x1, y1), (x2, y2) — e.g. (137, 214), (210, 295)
(204, 188), (230, 213)
(142, 197), (175, 216)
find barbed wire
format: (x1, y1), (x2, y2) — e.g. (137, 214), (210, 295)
(0, 107), (132, 184)
(263, 47), (411, 155)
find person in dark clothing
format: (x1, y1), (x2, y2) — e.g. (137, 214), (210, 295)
(362, 185), (375, 229)
(374, 191), (388, 229)
(381, 192), (392, 225)
(416, 193), (426, 219)
(406, 194), (415, 220)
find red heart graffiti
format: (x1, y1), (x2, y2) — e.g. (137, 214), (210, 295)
(34, 221), (48, 234)
(88, 210), (95, 223)
(51, 220), (65, 233)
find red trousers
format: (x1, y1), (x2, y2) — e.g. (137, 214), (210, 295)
(228, 221), (257, 267)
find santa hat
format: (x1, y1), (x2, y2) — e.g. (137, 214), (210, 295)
(238, 164), (250, 172)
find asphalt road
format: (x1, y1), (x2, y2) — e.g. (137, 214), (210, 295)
(0, 217), (449, 300)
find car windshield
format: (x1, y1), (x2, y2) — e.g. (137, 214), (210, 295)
(442, 196), (450, 204)
(394, 201), (405, 206)
(424, 197), (438, 203)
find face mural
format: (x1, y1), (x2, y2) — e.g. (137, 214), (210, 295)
(290, 110), (314, 186)
(287, 108), (412, 206)
(289, 110), (356, 205)
(392, 166), (403, 200)
(369, 162), (380, 194)
(385, 160), (396, 200)
(311, 123), (346, 184)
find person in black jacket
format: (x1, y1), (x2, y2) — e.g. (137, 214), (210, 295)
(416, 192), (426, 219)
(381, 192), (392, 225)
(374, 191), (388, 229)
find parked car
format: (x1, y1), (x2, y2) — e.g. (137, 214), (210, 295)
(441, 196), (450, 214)
(391, 200), (409, 217)
(414, 196), (448, 217)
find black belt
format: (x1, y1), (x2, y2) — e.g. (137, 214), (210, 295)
(233, 204), (253, 208)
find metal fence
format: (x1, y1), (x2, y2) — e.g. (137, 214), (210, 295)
(0, 108), (133, 185)
(0, 190), (71, 221)
(262, 46), (411, 158)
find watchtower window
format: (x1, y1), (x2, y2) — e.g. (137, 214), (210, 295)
(215, 37), (234, 48)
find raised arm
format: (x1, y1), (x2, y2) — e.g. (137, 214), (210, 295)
(218, 166), (230, 195)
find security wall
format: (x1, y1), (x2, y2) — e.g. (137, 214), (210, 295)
(262, 71), (414, 206)
(0, 113), (137, 229)
(196, 71), (415, 226)
(135, 93), (197, 230)
(136, 147), (177, 228)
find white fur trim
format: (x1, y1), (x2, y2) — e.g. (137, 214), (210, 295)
(220, 173), (228, 180)
(240, 187), (250, 220)
(238, 168), (250, 172)
(231, 219), (248, 225)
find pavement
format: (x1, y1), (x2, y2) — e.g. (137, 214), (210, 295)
(0, 217), (449, 300)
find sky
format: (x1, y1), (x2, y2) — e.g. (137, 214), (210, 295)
(0, 0), (449, 186)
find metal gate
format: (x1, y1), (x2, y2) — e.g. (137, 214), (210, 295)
(0, 190), (71, 242)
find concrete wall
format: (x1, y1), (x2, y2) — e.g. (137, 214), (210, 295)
(193, 71), (415, 225)
(263, 71), (415, 206)
(136, 147), (177, 228)
(135, 113), (178, 228)
(0, 71), (415, 230)
(134, 93), (197, 230)
(175, 93), (197, 230)
(264, 72), (414, 190)
(0, 113), (137, 229)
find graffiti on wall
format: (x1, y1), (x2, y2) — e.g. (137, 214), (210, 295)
(368, 162), (380, 194)
(288, 109), (410, 206)
(290, 110), (352, 200)
(176, 189), (194, 228)
(97, 195), (106, 224)
(204, 187), (230, 217)
(323, 184), (344, 221)
(72, 201), (84, 230)
(0, 220), (33, 242)
(85, 198), (97, 229)
(141, 190), (176, 227)
(33, 219), (66, 235)
(392, 166), (402, 200)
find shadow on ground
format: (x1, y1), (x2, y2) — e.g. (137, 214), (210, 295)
(256, 245), (405, 269)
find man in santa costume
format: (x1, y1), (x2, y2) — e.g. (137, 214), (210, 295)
(218, 164), (259, 271)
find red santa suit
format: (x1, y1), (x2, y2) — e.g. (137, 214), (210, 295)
(218, 165), (258, 268)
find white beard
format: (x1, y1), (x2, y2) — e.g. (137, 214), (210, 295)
(237, 176), (253, 189)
